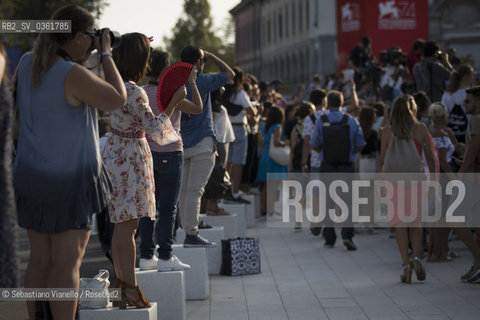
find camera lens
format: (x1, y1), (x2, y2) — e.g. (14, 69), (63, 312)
(95, 28), (122, 48)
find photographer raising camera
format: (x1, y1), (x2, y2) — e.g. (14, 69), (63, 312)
(380, 47), (409, 106)
(13, 4), (126, 320)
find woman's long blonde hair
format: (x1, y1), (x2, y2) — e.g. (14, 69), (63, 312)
(389, 94), (418, 139)
(31, 5), (93, 87)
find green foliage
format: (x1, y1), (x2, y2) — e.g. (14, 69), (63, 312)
(0, 0), (107, 50)
(164, 0), (234, 73)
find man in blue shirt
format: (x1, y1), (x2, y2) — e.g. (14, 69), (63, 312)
(310, 90), (366, 250)
(179, 46), (234, 247)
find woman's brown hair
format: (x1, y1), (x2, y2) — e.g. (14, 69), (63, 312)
(265, 105), (285, 132)
(113, 33), (150, 83)
(389, 94), (418, 139)
(359, 107), (375, 140)
(31, 5), (94, 87)
(446, 64), (473, 93)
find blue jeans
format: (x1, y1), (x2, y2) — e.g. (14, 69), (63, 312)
(139, 151), (183, 260)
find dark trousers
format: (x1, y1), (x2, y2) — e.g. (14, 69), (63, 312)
(242, 133), (258, 185)
(139, 151), (183, 260)
(320, 162), (355, 245)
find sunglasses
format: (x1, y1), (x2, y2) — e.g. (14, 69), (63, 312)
(83, 30), (97, 39)
(199, 57), (208, 64)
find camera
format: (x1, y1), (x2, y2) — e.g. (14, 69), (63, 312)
(379, 47), (406, 66)
(90, 28), (122, 48)
(437, 51), (444, 61)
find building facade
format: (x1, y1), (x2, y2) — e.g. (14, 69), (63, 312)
(231, 0), (337, 85)
(230, 0), (480, 84)
(429, 0), (480, 68)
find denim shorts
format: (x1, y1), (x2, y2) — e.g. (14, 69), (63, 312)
(228, 125), (248, 165)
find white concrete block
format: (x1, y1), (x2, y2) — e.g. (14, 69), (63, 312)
(136, 270), (186, 320)
(242, 194), (257, 227)
(172, 245), (209, 300)
(217, 202), (247, 237)
(199, 213), (238, 239)
(176, 227), (224, 275)
(248, 189), (262, 219)
(253, 194), (261, 219)
(80, 302), (157, 320)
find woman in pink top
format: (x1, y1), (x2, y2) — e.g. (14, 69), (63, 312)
(138, 49), (203, 272)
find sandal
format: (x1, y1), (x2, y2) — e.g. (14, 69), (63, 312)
(198, 220), (212, 229)
(401, 264), (412, 284)
(112, 278), (123, 308)
(447, 251), (461, 259)
(427, 253), (453, 263)
(206, 207), (230, 216)
(411, 256), (426, 281)
(119, 282), (151, 309)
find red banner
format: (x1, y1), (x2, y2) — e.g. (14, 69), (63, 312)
(336, 0), (429, 72)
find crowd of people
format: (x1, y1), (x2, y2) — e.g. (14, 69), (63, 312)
(0, 4), (480, 319)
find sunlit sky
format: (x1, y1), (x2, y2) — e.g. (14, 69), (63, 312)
(98, 0), (240, 49)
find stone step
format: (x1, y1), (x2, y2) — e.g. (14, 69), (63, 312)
(80, 302), (157, 320)
(172, 245), (209, 300)
(217, 202), (247, 236)
(136, 270), (186, 320)
(176, 227), (224, 275)
(241, 194), (258, 227)
(199, 213), (238, 239)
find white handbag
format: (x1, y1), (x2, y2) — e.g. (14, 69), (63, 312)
(79, 269), (110, 309)
(269, 138), (290, 166)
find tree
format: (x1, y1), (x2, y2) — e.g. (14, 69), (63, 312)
(164, 0), (234, 73)
(0, 0), (107, 49)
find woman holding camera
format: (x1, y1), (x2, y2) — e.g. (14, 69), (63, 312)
(103, 33), (183, 308)
(14, 5), (126, 319)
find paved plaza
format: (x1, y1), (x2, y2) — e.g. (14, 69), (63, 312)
(1, 222), (479, 320)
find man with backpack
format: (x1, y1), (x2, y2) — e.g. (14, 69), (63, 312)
(310, 91), (366, 250)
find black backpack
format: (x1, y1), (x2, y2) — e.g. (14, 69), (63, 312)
(447, 104), (468, 143)
(321, 114), (351, 165)
(224, 100), (244, 116)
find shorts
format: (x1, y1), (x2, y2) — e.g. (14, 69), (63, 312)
(228, 125), (248, 165)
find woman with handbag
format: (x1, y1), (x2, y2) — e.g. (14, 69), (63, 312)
(257, 106), (288, 217)
(379, 95), (436, 283)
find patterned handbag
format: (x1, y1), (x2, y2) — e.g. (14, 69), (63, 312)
(220, 238), (261, 276)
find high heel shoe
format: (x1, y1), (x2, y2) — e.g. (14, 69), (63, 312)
(400, 264), (412, 284)
(412, 256), (426, 281)
(112, 278), (123, 308)
(118, 282), (151, 309)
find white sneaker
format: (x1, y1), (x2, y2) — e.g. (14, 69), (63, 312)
(139, 256), (158, 270)
(157, 255), (191, 272)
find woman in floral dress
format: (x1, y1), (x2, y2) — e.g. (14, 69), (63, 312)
(102, 33), (183, 308)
